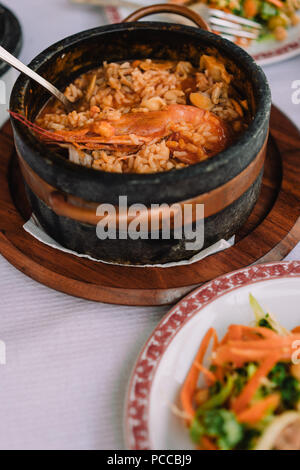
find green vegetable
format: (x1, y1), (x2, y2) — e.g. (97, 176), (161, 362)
(268, 362), (287, 386)
(196, 375), (234, 413)
(236, 427), (261, 450)
(233, 7), (242, 15)
(191, 409), (244, 449)
(255, 384), (272, 399)
(235, 363), (258, 395)
(257, 31), (275, 42)
(249, 293), (267, 324)
(202, 409), (244, 450)
(258, 317), (273, 330)
(268, 363), (300, 409)
(249, 294), (283, 333)
(209, 380), (222, 396)
(235, 372), (247, 395)
(189, 417), (204, 444)
(281, 376), (300, 409)
(260, 2), (278, 20)
(247, 362), (258, 377)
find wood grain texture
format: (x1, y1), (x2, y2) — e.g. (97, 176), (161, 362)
(0, 105), (299, 306)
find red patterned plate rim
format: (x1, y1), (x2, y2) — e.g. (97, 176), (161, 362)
(124, 260), (300, 450)
(252, 36), (300, 65)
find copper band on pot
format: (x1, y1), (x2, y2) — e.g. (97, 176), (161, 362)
(17, 134), (267, 229)
(122, 3), (211, 32)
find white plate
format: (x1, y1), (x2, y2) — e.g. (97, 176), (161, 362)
(105, 6), (300, 66)
(250, 23), (300, 66)
(125, 261), (300, 450)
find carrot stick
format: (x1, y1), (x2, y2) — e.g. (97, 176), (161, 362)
(227, 325), (243, 341)
(226, 336), (293, 350)
(212, 332), (300, 366)
(236, 394), (280, 424)
(232, 354), (281, 414)
(212, 345), (274, 366)
(243, 0), (259, 18)
(194, 363), (216, 386)
(180, 328), (218, 419)
(212, 331), (219, 352)
(202, 436), (218, 450)
(215, 365), (225, 383)
(228, 325), (280, 339)
(219, 331), (230, 346)
(292, 326), (300, 334)
(224, 325), (278, 344)
(239, 325), (279, 339)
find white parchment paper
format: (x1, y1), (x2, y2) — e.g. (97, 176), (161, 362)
(23, 216), (235, 268)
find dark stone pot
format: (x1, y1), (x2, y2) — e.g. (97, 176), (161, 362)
(10, 20), (271, 265)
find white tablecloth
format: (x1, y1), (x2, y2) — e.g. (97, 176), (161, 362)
(0, 0), (299, 450)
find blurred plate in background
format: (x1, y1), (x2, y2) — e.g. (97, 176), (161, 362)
(103, 3), (300, 66)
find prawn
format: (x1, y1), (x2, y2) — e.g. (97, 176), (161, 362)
(10, 104), (230, 164)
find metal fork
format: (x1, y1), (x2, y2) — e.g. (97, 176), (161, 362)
(189, 3), (262, 41)
(70, 0), (262, 41)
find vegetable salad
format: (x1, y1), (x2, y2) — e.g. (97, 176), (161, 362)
(185, 0), (300, 43)
(180, 294), (300, 450)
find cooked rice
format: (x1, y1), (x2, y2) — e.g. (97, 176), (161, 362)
(36, 56), (249, 174)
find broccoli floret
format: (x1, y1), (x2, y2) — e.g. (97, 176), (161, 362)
(268, 362), (287, 385)
(189, 417), (204, 444)
(268, 362), (300, 409)
(280, 376), (300, 409)
(234, 363), (257, 395)
(190, 409), (244, 449)
(235, 370), (247, 395)
(202, 409), (244, 450)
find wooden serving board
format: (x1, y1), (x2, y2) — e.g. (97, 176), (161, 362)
(0, 105), (300, 306)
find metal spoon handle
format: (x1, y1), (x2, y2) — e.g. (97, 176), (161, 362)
(0, 45), (72, 111)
